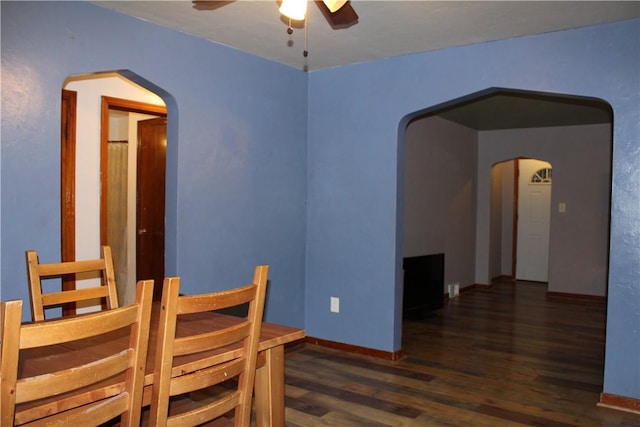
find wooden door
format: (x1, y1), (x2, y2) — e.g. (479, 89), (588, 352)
(136, 117), (166, 300)
(516, 159), (552, 282)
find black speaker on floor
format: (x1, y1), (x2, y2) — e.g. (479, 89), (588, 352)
(402, 253), (445, 319)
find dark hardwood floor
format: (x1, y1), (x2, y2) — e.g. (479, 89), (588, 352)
(282, 280), (640, 426)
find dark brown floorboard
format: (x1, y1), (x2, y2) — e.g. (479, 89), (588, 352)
(283, 280), (640, 426)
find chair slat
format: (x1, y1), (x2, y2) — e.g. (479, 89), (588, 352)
(40, 286), (111, 306)
(169, 358), (245, 396)
(173, 321), (250, 356)
(169, 349), (244, 379)
(13, 383), (126, 426)
(177, 284), (257, 314)
(24, 393), (129, 427)
(20, 304), (138, 348)
(166, 391), (240, 427)
(37, 258), (109, 276)
(16, 349), (132, 403)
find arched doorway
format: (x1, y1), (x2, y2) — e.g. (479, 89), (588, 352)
(400, 87), (612, 322)
(61, 71), (170, 312)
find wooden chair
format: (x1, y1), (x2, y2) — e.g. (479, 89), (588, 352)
(0, 279), (154, 427)
(26, 245), (119, 321)
(149, 265), (269, 427)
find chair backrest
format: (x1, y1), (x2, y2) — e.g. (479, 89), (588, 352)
(26, 245), (119, 321)
(1, 280), (154, 427)
(149, 265), (269, 427)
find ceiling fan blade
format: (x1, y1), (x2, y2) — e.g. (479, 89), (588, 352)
(192, 1), (235, 11)
(315, 1), (359, 29)
(322, 0), (348, 13)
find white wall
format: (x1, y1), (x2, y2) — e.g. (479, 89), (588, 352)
(477, 123), (612, 296)
(406, 118), (610, 296)
(403, 115), (478, 291)
(64, 74), (164, 311)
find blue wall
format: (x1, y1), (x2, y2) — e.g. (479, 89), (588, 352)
(307, 20), (639, 398)
(2, 1), (639, 401)
(1, 1), (308, 328)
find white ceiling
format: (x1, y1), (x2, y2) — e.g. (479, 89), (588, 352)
(92, 1), (637, 129)
(93, 1), (639, 72)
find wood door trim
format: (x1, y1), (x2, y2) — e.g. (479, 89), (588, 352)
(511, 158), (519, 280)
(99, 96), (167, 246)
(61, 89), (77, 316)
(102, 96), (167, 116)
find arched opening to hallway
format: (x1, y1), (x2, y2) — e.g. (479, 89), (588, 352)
(399, 87), (612, 330)
(61, 71), (176, 314)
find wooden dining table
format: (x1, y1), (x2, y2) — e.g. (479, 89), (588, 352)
(16, 304), (305, 426)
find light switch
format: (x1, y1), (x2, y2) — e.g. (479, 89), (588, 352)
(559, 202), (566, 213)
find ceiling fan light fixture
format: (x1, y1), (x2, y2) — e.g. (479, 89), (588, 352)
(322, 0), (348, 13)
(279, 0), (307, 21)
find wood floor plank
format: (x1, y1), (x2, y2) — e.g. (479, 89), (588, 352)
(286, 373), (423, 419)
(474, 404), (578, 427)
(282, 280), (640, 426)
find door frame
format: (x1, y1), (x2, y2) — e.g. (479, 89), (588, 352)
(511, 158), (519, 280)
(59, 95), (166, 312)
(100, 97), (167, 304)
(99, 96), (167, 246)
(60, 89), (77, 316)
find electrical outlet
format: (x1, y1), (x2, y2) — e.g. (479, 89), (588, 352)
(448, 282), (460, 298)
(330, 297), (340, 313)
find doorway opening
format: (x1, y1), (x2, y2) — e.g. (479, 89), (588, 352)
(61, 72), (169, 312)
(514, 158), (553, 282)
(102, 97), (167, 304)
(400, 87), (612, 335)
(491, 158), (553, 286)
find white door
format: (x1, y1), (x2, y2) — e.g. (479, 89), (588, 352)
(516, 159), (552, 282)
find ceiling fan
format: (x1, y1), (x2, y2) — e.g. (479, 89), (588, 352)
(192, 1), (359, 30)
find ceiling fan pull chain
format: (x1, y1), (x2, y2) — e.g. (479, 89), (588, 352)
(287, 17), (293, 35)
(303, 9), (308, 57)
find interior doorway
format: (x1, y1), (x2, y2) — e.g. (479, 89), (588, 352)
(401, 88), (612, 321)
(515, 159), (552, 282)
(102, 97), (167, 304)
(61, 73), (167, 311)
